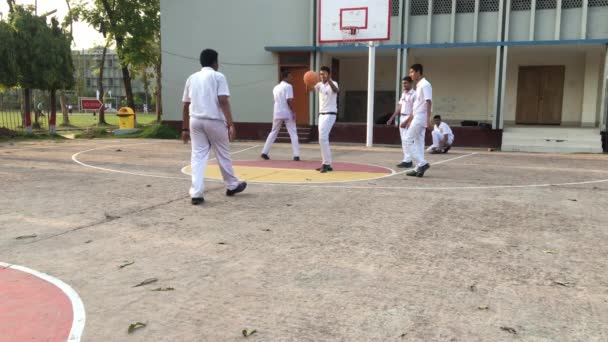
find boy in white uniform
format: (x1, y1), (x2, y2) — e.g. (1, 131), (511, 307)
(181, 49), (247, 205)
(427, 115), (454, 154)
(401, 64), (432, 178)
(312, 66), (339, 173)
(261, 69), (300, 161)
(386, 76), (415, 168)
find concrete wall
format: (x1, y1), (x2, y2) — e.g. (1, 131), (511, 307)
(409, 52), (496, 124)
(503, 48), (586, 126)
(161, 0), (312, 123)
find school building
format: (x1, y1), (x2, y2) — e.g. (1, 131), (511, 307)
(160, 0), (608, 153)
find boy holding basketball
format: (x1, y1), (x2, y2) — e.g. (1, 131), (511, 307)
(311, 66), (339, 173)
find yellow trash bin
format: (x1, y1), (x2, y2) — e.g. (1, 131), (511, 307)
(117, 107), (135, 129)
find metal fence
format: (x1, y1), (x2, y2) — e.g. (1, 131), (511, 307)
(0, 90), (51, 134)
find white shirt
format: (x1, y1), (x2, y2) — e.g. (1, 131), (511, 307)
(273, 81), (294, 120)
(182, 67), (230, 121)
(413, 78), (432, 126)
(434, 122), (454, 140)
(399, 89), (415, 115)
(315, 81), (339, 113)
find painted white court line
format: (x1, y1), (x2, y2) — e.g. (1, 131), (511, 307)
(0, 262), (86, 342)
(72, 143), (259, 180)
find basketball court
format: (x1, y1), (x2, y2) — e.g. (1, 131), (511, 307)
(1, 138), (608, 341)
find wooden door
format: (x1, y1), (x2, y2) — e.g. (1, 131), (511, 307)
(286, 67), (309, 125)
(516, 66), (564, 125)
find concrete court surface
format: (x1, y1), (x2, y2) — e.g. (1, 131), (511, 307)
(1, 138), (607, 341)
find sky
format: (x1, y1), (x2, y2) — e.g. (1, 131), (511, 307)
(0, 0), (103, 49)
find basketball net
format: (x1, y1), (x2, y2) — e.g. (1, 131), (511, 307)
(340, 26), (359, 45)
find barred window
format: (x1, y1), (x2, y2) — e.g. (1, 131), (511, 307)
(410, 0), (429, 15)
(536, 0), (557, 9)
(479, 0), (500, 12)
(511, 0), (532, 11)
(562, 0), (582, 8)
(589, 0), (608, 6)
(391, 0), (400, 16)
(456, 0), (476, 13)
(433, 0), (453, 14)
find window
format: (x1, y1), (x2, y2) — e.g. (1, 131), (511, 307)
(433, 0), (453, 14)
(589, 0), (608, 7)
(456, 0), (475, 13)
(511, 0), (532, 11)
(391, 0), (400, 16)
(479, 0), (499, 12)
(410, 0), (429, 15)
(536, 0), (557, 9)
(562, 0), (582, 8)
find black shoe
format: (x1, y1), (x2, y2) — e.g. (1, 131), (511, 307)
(430, 150), (442, 154)
(261, 154), (270, 160)
(396, 161), (413, 168)
(406, 170), (419, 177)
(226, 182), (247, 196)
(443, 146), (451, 153)
(191, 197), (205, 205)
(316, 164), (333, 173)
(416, 163), (430, 177)
(293, 156), (300, 161)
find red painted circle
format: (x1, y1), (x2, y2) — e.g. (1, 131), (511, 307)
(0, 266), (74, 342)
(221, 160), (392, 174)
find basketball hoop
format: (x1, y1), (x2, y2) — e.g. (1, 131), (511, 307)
(340, 26), (359, 44)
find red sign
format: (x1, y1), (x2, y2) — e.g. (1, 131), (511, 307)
(80, 98), (104, 111)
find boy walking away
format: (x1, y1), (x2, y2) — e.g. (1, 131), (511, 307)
(386, 76), (415, 168)
(427, 115), (454, 154)
(182, 49), (247, 205)
(401, 64), (432, 178)
(261, 69), (301, 161)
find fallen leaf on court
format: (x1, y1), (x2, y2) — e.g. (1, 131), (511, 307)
(151, 287), (175, 292)
(179, 218), (184, 221)
(242, 329), (257, 337)
(119, 261), (135, 269)
(469, 284), (477, 292)
(543, 250), (559, 254)
(478, 305), (489, 310)
(104, 213), (120, 220)
(16, 234), (37, 240)
(286, 204), (292, 207)
(146, 184), (152, 188)
(262, 229), (272, 232)
(400, 333), (406, 338)
(568, 199), (577, 202)
(218, 242), (227, 245)
(116, 149), (122, 152)
(127, 322), (146, 334)
(133, 278), (158, 287)
(85, 240), (93, 244)
(553, 281), (575, 287)
(500, 326), (517, 335)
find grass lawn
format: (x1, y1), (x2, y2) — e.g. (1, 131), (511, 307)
(0, 111), (158, 130)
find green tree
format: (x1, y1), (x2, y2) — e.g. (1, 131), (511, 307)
(9, 5), (50, 132)
(74, 0), (160, 114)
(42, 17), (75, 134)
(0, 20), (18, 89)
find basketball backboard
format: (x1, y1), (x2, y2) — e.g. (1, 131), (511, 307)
(318, 0), (391, 43)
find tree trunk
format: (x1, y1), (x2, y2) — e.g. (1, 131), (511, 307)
(49, 89), (57, 134)
(98, 44), (108, 125)
(155, 59), (162, 123)
(23, 88), (32, 134)
(122, 65), (136, 124)
(59, 90), (70, 126)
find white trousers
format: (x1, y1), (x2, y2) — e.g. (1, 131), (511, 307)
(318, 114), (336, 165)
(399, 115), (412, 163)
(404, 123), (428, 170)
(189, 118), (240, 198)
(429, 131), (454, 151)
(262, 118), (300, 157)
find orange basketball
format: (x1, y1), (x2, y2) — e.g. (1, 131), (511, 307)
(303, 71), (319, 88)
